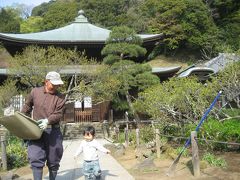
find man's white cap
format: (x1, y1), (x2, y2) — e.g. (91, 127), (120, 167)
(46, 71), (64, 85)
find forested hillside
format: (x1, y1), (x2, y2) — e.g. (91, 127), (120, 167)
(0, 0), (239, 61)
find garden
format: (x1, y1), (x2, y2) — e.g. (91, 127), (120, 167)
(0, 1), (240, 178)
(105, 108), (240, 179)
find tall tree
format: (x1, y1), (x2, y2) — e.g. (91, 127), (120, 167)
(206, 0), (240, 51)
(140, 0), (219, 58)
(41, 1), (78, 30)
(79, 0), (129, 28)
(101, 26), (147, 64)
(20, 16), (43, 33)
(107, 61), (159, 116)
(0, 8), (22, 33)
(31, 2), (52, 17)
(101, 26), (159, 120)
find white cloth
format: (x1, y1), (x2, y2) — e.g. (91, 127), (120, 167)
(74, 139), (109, 161)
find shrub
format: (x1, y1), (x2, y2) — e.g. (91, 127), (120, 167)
(6, 136), (28, 169)
(140, 126), (155, 143)
(184, 116), (240, 150)
(115, 129), (136, 145)
(200, 118), (240, 150)
(0, 79), (18, 116)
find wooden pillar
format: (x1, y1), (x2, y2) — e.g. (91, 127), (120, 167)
(125, 111), (129, 130)
(191, 131), (200, 177)
(115, 125), (119, 141)
(1, 135), (7, 170)
(102, 120), (106, 138)
(124, 127), (129, 147)
(102, 120), (110, 138)
(109, 109), (113, 124)
(156, 129), (161, 158)
(136, 128), (140, 147)
(151, 121), (154, 128)
(221, 95), (226, 107)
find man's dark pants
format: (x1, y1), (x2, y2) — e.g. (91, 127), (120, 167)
(27, 127), (63, 180)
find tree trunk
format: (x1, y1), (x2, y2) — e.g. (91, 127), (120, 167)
(125, 91), (140, 123)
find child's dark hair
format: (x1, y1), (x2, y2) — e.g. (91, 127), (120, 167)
(83, 126), (95, 136)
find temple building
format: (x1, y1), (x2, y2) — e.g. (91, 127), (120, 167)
(0, 10), (163, 60)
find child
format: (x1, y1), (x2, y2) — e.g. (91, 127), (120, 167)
(74, 126), (111, 180)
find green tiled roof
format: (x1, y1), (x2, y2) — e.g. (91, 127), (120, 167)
(0, 10), (110, 42)
(0, 10), (161, 42)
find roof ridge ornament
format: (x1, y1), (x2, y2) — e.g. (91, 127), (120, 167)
(74, 10), (88, 23)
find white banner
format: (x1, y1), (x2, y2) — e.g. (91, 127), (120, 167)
(84, 97), (92, 108)
(74, 101), (82, 108)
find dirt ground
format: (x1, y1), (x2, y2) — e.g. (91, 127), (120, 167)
(0, 166), (48, 180)
(1, 147), (239, 180)
(111, 146), (240, 180)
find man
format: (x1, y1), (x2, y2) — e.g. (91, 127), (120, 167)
(21, 71), (65, 180)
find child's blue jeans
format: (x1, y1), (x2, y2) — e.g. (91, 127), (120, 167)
(83, 160), (101, 180)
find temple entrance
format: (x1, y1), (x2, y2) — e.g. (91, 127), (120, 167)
(63, 101), (110, 123)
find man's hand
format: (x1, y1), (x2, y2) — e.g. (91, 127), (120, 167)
(37, 119), (48, 130)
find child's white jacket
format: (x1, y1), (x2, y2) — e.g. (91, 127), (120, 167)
(74, 139), (109, 161)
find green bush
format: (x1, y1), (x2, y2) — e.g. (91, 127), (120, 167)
(151, 114), (240, 150)
(116, 129), (136, 145)
(183, 115), (240, 150)
(140, 126), (155, 143)
(6, 136), (28, 169)
(116, 131), (125, 143)
(0, 79), (18, 116)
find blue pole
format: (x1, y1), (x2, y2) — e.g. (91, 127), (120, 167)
(184, 91), (222, 148)
(167, 91), (223, 176)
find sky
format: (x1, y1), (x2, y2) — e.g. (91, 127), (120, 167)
(0, 0), (51, 8)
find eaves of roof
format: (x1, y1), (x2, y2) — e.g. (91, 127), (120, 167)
(152, 66), (181, 74)
(178, 67), (215, 78)
(0, 32), (163, 45)
(0, 65), (179, 76)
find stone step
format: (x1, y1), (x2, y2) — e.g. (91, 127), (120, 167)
(61, 123), (105, 140)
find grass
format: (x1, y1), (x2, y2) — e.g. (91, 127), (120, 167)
(202, 152), (227, 168)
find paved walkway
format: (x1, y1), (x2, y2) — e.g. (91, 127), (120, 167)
(44, 139), (134, 180)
